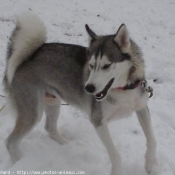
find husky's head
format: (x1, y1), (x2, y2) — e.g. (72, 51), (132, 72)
(85, 24), (145, 101)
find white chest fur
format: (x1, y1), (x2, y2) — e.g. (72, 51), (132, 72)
(101, 87), (148, 122)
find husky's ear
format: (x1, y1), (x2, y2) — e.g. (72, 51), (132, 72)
(114, 24), (130, 53)
(85, 24), (98, 44)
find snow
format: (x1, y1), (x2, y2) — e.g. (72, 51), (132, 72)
(0, 0), (175, 175)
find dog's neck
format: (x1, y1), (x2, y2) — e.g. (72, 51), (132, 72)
(111, 78), (141, 92)
(117, 79), (141, 90)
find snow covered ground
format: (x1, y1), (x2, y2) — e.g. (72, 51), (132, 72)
(0, 0), (175, 175)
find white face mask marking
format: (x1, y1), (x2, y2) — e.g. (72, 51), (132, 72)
(85, 54), (132, 101)
(85, 55), (113, 100)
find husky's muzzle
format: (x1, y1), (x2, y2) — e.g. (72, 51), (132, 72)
(85, 78), (115, 101)
(94, 78), (115, 101)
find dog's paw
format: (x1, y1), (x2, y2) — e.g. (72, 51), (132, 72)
(145, 151), (158, 174)
(51, 134), (69, 145)
(146, 165), (160, 175)
(5, 138), (21, 163)
(110, 166), (122, 175)
(110, 172), (122, 175)
(6, 146), (21, 163)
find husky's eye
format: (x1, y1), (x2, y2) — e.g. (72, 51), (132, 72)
(102, 64), (112, 69)
(89, 64), (94, 69)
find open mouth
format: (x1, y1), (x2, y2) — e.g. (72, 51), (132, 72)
(94, 78), (115, 101)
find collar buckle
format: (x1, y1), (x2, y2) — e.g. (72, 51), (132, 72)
(140, 80), (153, 98)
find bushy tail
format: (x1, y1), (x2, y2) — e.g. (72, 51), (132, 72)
(6, 12), (47, 85)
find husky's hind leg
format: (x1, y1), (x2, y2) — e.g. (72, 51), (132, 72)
(6, 90), (44, 163)
(44, 92), (68, 145)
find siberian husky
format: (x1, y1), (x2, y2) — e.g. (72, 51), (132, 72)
(4, 13), (157, 175)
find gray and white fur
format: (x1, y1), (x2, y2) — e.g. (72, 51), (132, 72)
(4, 13), (157, 175)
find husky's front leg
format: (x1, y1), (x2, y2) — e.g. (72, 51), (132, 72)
(95, 123), (122, 175)
(136, 106), (157, 173)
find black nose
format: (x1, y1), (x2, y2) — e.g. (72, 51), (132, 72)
(85, 84), (96, 93)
